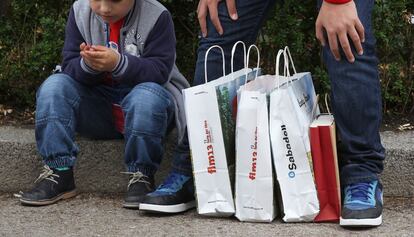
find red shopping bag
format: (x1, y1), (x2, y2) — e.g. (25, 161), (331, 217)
(310, 114), (341, 222)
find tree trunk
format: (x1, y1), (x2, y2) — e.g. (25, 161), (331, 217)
(0, 0), (11, 17)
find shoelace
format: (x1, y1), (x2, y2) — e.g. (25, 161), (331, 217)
(345, 182), (375, 204)
(34, 165), (60, 184)
(121, 171), (150, 189)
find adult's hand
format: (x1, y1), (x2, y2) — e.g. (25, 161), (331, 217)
(197, 0), (238, 37)
(315, 1), (364, 63)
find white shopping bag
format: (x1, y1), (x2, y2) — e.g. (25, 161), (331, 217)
(284, 47), (320, 152)
(234, 47), (286, 222)
(235, 90), (274, 222)
(184, 42), (260, 216)
(269, 47), (320, 222)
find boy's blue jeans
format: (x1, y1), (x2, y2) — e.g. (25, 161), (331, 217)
(193, 0), (384, 186)
(36, 73), (192, 177)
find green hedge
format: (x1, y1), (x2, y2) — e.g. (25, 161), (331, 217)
(0, 0), (412, 114)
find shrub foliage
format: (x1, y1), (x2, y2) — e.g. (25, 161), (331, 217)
(0, 0), (412, 114)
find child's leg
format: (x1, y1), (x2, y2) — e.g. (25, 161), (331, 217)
(21, 73), (120, 206)
(120, 82), (175, 208)
(35, 73), (121, 169)
(170, 132), (192, 176)
(121, 82), (175, 176)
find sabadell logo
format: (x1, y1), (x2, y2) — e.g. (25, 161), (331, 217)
(281, 124), (297, 179)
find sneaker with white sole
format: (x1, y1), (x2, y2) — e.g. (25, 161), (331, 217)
(340, 180), (383, 227)
(139, 172), (195, 213)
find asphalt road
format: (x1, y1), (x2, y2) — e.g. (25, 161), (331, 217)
(0, 194), (413, 237)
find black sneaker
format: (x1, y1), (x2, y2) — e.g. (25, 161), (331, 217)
(20, 165), (77, 206)
(340, 180), (383, 227)
(139, 172), (195, 213)
(122, 171), (155, 209)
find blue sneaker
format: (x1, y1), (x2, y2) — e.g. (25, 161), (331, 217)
(340, 180), (383, 227)
(139, 172), (195, 213)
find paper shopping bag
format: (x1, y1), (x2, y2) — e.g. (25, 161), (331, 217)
(235, 90), (274, 222)
(269, 47), (320, 222)
(310, 114), (341, 222)
(184, 43), (260, 216)
(234, 47), (286, 222)
(235, 45), (275, 222)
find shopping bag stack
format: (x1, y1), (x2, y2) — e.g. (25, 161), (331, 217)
(183, 42), (261, 216)
(185, 43), (341, 223)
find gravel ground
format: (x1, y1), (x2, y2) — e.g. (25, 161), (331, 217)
(0, 194), (413, 237)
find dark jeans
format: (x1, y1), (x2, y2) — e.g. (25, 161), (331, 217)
(191, 0), (384, 186)
(318, 0), (385, 186)
(194, 0), (277, 86)
(35, 73), (192, 177)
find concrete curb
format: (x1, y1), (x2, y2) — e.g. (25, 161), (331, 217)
(0, 126), (413, 196)
(0, 126), (175, 193)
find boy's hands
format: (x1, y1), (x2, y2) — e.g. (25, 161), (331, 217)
(316, 1), (364, 63)
(80, 42), (120, 72)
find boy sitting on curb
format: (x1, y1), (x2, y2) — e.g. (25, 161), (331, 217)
(20, 0), (195, 213)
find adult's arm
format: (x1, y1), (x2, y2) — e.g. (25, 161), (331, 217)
(197, 0), (237, 37)
(316, 0), (364, 63)
(196, 0), (361, 63)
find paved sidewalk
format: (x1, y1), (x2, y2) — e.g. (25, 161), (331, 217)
(0, 194), (413, 237)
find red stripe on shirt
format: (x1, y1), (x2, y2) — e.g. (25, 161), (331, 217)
(107, 17), (125, 134)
